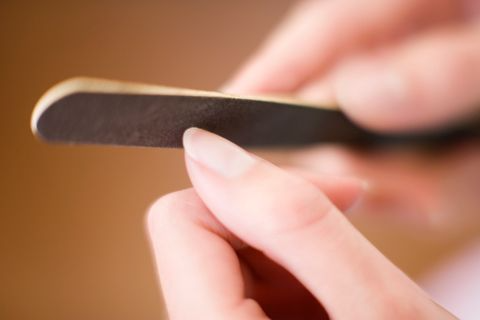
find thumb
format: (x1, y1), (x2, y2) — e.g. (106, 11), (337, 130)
(183, 128), (454, 319)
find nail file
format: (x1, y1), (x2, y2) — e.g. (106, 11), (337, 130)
(31, 77), (480, 148)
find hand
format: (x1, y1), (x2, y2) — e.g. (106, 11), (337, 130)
(287, 141), (480, 225)
(223, 0), (480, 223)
(224, 0), (480, 131)
(146, 128), (455, 319)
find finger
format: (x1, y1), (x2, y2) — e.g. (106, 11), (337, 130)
(296, 74), (337, 107)
(333, 24), (480, 132)
(183, 128), (452, 319)
(290, 141), (480, 225)
(146, 189), (268, 319)
(284, 167), (368, 212)
(223, 0), (460, 97)
(290, 145), (445, 223)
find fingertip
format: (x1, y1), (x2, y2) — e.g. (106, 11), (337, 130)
(219, 54), (281, 95)
(145, 189), (200, 238)
(183, 127), (256, 179)
(219, 78), (254, 95)
(182, 127), (201, 161)
(344, 179), (370, 214)
(221, 59), (302, 95)
(333, 57), (417, 132)
(297, 77), (338, 107)
(338, 177), (370, 213)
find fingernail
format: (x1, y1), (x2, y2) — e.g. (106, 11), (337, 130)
(345, 180), (370, 214)
(298, 81), (338, 107)
(219, 77), (253, 95)
(335, 61), (411, 112)
(218, 83), (235, 94)
(183, 128), (256, 178)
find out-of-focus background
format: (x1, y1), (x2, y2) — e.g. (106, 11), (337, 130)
(1, 1), (479, 319)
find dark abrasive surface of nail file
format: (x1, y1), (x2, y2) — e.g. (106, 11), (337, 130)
(36, 92), (376, 147)
(32, 78), (480, 148)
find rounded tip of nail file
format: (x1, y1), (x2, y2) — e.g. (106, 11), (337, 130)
(31, 77), (479, 148)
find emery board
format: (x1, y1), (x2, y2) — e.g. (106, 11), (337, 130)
(31, 77), (480, 148)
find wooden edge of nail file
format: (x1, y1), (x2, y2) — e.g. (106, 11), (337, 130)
(31, 77), (480, 148)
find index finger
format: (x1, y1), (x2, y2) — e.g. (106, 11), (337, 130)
(146, 189), (268, 319)
(223, 0), (455, 96)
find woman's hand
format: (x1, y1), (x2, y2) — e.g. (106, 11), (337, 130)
(223, 0), (480, 223)
(224, 0), (480, 131)
(146, 128), (455, 319)
(288, 141), (480, 225)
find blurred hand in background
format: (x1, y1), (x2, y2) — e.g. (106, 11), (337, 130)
(224, 0), (480, 225)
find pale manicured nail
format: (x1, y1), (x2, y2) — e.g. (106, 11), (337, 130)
(183, 128), (256, 178)
(345, 180), (370, 214)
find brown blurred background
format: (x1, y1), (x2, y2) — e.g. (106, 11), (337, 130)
(1, 1), (479, 319)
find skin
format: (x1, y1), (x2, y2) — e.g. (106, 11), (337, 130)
(222, 0), (480, 224)
(147, 128), (455, 319)
(147, 1), (480, 318)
